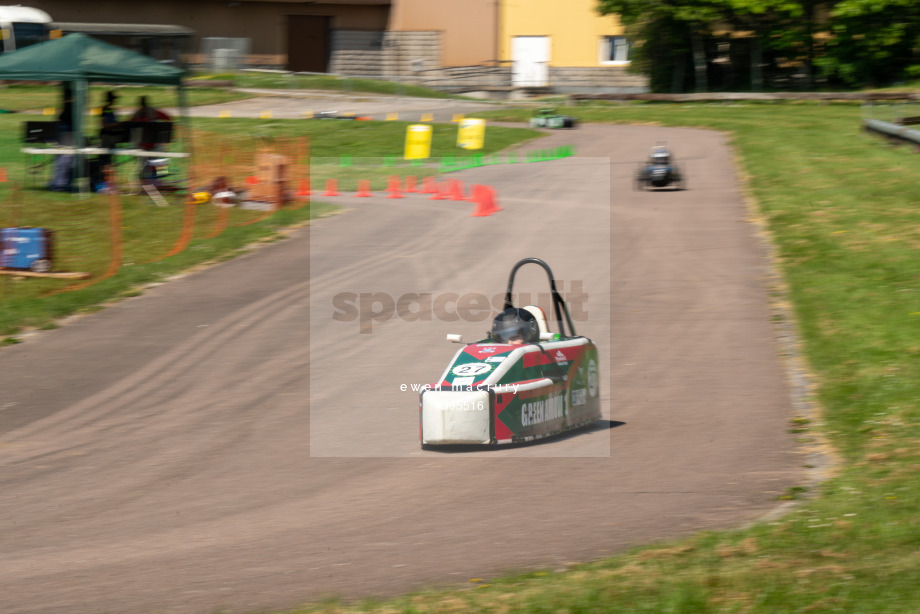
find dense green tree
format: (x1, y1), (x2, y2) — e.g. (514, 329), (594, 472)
(597, 0), (726, 92)
(597, 0), (920, 91)
(816, 0), (920, 87)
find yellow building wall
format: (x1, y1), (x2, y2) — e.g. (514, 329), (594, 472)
(390, 0), (497, 66)
(500, 0), (626, 66)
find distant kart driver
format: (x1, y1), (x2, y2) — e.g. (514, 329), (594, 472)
(491, 307), (539, 345)
(650, 147), (670, 165)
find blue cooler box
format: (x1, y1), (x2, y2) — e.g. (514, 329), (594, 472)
(0, 227), (54, 272)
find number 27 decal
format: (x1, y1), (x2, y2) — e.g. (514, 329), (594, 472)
(451, 363), (492, 377)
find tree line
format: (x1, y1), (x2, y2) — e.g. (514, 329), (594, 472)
(597, 0), (920, 92)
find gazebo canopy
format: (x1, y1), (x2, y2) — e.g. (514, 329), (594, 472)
(0, 33), (187, 191)
(0, 32), (184, 84)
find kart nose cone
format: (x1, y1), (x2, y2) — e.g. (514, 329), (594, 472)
(421, 390), (491, 445)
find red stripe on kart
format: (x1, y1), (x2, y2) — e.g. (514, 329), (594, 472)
(464, 345), (513, 360)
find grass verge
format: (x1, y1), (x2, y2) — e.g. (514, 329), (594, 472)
(0, 71), (463, 115)
(0, 82), (248, 114)
(259, 102), (920, 612)
(187, 115), (539, 159)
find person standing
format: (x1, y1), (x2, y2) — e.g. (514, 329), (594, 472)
(48, 82), (75, 191)
(130, 95), (170, 122)
(130, 95), (171, 150)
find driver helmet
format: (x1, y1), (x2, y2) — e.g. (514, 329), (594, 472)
(491, 307), (539, 344)
(651, 148), (670, 164)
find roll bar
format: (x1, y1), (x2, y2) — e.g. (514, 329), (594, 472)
(503, 257), (577, 338)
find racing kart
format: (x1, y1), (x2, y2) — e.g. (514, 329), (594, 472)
(420, 258), (601, 447)
(635, 145), (685, 190)
(529, 107), (577, 129)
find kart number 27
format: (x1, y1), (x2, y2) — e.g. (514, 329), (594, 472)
(451, 363), (492, 377)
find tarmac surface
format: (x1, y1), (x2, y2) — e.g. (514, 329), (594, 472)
(0, 95), (805, 614)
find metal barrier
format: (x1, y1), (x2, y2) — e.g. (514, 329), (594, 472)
(862, 102), (920, 146)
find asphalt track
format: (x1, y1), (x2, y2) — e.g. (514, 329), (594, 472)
(0, 98), (803, 614)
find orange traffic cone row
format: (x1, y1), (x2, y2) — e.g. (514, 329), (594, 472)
(386, 176), (404, 199)
(471, 185), (502, 217)
(323, 178), (340, 196)
(355, 179), (373, 197)
(404, 175), (418, 192)
(420, 176), (438, 194)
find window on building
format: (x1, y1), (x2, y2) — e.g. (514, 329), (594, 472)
(601, 35), (629, 64)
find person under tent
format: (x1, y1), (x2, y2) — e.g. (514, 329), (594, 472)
(47, 82), (75, 192)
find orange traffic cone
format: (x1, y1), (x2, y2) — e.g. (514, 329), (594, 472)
(404, 175), (418, 193)
(246, 175), (259, 186)
(0, 167), (7, 183)
(296, 178), (311, 198)
(323, 178), (340, 196)
(471, 185), (502, 217)
(420, 176), (438, 194)
(447, 179), (466, 201)
(386, 176), (404, 199)
(487, 186), (502, 212)
(355, 179), (373, 197)
(428, 181), (446, 200)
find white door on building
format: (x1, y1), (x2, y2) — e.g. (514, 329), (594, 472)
(512, 36), (550, 86)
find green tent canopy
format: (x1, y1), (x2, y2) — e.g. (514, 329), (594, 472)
(0, 32), (188, 190)
(0, 32), (183, 84)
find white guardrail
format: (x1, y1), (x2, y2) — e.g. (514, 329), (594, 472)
(863, 118), (920, 145)
(862, 101), (920, 145)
